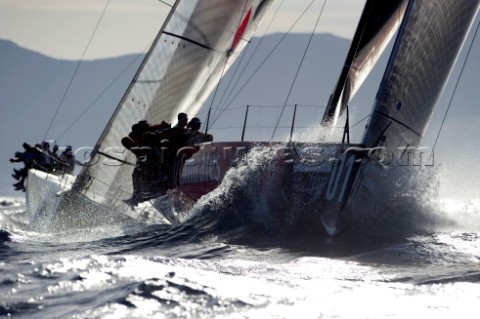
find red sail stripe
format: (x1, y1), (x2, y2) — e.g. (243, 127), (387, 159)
(231, 7), (252, 52)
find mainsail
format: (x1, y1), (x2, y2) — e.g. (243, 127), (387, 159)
(362, 0), (480, 154)
(322, 0), (409, 127)
(72, 0), (273, 206)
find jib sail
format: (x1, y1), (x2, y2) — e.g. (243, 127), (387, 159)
(73, 0), (273, 206)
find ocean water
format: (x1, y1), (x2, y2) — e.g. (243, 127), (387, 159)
(1, 166), (480, 318)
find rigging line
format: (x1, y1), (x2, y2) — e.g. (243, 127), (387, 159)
(209, 0), (317, 128)
(162, 31), (215, 51)
(209, 37), (249, 123)
(256, 107), (262, 127)
(373, 110), (422, 137)
(96, 151), (135, 166)
(209, 0), (251, 124)
(205, 0), (250, 132)
(271, 0), (327, 140)
(212, 0), (285, 122)
(204, 61), (227, 133)
(349, 113), (371, 129)
(43, 0), (111, 141)
(432, 18), (480, 151)
(158, 0), (173, 7)
(56, 46), (148, 141)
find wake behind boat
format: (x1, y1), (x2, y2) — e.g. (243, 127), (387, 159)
(14, 0), (480, 235)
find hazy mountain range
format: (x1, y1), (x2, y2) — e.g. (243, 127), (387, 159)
(1, 33), (478, 197)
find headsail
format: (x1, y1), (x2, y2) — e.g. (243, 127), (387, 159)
(72, 0), (273, 206)
(362, 0), (480, 154)
(322, 0), (409, 127)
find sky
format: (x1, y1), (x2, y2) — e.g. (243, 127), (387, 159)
(0, 0), (366, 60)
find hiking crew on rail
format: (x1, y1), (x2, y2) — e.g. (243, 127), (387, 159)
(10, 142), (82, 191)
(121, 113), (213, 205)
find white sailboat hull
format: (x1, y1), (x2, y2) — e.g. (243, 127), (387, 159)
(26, 170), (141, 232)
(26, 170), (74, 225)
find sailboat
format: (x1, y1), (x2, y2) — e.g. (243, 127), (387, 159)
(25, 0), (479, 235)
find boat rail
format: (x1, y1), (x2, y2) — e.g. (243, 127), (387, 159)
(202, 104), (358, 143)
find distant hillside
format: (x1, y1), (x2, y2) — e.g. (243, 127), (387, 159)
(0, 39), (143, 143)
(0, 33), (478, 197)
(0, 40), (143, 195)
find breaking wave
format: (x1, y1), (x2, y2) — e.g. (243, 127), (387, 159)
(169, 145), (480, 244)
